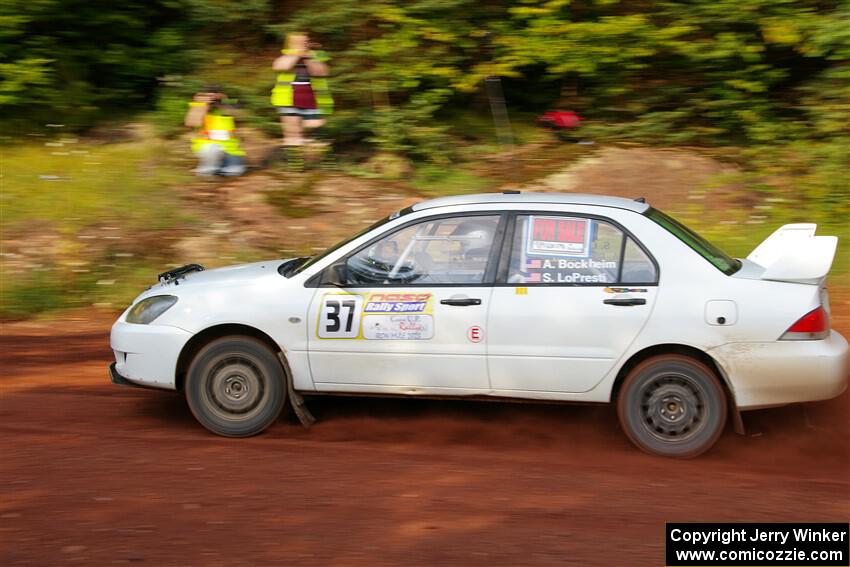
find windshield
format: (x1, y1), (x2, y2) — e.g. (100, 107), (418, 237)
(291, 210), (406, 276)
(645, 208), (741, 275)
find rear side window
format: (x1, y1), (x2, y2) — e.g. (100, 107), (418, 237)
(621, 237), (658, 283)
(645, 208), (740, 275)
(506, 215), (657, 285)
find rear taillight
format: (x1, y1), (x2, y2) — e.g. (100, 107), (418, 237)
(780, 306), (830, 340)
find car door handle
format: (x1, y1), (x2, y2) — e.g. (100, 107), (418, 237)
(603, 298), (646, 306)
(440, 298), (482, 306)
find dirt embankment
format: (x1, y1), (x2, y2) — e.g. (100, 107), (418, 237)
(0, 143), (749, 281)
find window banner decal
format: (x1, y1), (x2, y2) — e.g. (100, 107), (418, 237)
(526, 216), (593, 258)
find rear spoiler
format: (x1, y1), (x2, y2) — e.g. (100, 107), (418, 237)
(747, 224), (838, 285)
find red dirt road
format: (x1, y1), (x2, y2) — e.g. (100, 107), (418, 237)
(1, 303), (848, 566)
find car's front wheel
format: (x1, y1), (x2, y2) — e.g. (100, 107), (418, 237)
(186, 336), (286, 437)
(617, 354), (727, 458)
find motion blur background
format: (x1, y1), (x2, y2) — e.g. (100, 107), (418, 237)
(2, 4), (848, 565)
(1, 0), (848, 319)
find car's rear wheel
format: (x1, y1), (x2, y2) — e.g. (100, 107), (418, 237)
(186, 336), (286, 437)
(617, 354), (727, 458)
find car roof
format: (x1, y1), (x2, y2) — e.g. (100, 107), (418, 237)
(411, 192), (650, 214)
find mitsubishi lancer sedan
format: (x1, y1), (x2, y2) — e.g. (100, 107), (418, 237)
(109, 192), (848, 457)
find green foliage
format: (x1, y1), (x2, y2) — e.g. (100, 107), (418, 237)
(409, 163), (498, 197)
(476, 0), (849, 145)
(0, 0), (280, 132)
(280, 0), (497, 163)
(363, 90), (455, 164)
(742, 138), (850, 226)
(3, 0), (847, 152)
(184, 0), (273, 44)
(146, 47), (286, 138)
(0, 0), (200, 130)
(268, 0), (849, 164)
(149, 89), (196, 138)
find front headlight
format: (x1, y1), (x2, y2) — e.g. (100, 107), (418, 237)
(126, 295), (178, 324)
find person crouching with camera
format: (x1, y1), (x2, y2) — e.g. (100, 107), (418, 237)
(184, 86), (246, 177)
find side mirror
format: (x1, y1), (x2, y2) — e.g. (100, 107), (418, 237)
(324, 261), (348, 286)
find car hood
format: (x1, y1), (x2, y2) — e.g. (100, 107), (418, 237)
(136, 259), (290, 300)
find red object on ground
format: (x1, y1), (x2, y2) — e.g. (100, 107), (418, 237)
(538, 110), (583, 129)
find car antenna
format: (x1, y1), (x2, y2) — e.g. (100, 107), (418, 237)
(502, 190), (521, 194)
(634, 196), (646, 203)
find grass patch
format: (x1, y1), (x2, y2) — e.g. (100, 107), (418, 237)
(1, 135), (198, 319)
(409, 164), (499, 197)
(265, 172), (323, 218)
(1, 137), (192, 232)
(441, 109), (547, 147)
(0, 269), (79, 319)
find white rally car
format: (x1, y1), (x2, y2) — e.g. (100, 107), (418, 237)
(110, 193), (848, 457)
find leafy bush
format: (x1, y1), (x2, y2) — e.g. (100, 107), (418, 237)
(0, 0), (197, 131)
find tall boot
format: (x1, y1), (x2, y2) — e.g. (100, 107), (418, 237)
(284, 145), (304, 172)
(306, 127), (335, 170)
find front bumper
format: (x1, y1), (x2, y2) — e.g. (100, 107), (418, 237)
(110, 320), (193, 390)
(109, 362), (159, 390)
(709, 331), (849, 409)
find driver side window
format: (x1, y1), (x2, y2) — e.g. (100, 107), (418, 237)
(345, 215), (500, 286)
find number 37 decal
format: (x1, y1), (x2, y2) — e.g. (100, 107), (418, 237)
(317, 292), (435, 340)
(318, 294), (364, 339)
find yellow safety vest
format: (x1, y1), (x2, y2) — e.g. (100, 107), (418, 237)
(191, 111), (245, 156)
(270, 49), (334, 114)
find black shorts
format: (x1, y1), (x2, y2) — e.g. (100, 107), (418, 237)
(277, 107), (322, 119)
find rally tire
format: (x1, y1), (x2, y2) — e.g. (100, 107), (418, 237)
(617, 354), (727, 458)
(185, 336), (286, 437)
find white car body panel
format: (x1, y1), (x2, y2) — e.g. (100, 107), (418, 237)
(487, 286), (658, 393)
(109, 193), (848, 410)
(111, 321), (192, 389)
(707, 332), (849, 408)
(307, 286), (492, 390)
